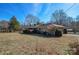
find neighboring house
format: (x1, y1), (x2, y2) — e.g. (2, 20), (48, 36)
(0, 20), (9, 32)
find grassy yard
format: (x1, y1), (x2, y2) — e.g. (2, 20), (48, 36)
(0, 33), (78, 55)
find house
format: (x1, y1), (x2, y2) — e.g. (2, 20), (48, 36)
(35, 23), (64, 31)
(0, 20), (9, 32)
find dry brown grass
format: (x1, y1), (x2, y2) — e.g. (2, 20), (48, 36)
(0, 33), (78, 55)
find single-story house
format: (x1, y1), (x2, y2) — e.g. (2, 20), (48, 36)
(0, 20), (9, 32)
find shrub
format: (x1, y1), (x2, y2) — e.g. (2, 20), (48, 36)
(23, 30), (29, 34)
(63, 29), (67, 34)
(55, 30), (62, 37)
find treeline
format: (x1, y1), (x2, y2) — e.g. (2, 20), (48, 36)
(50, 9), (79, 33)
(24, 9), (79, 33)
(1, 9), (79, 32)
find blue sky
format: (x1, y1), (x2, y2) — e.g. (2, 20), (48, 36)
(0, 3), (79, 24)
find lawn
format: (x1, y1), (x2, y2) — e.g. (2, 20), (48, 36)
(0, 33), (78, 55)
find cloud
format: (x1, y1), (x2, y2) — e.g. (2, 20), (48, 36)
(41, 3), (52, 22)
(32, 3), (42, 16)
(43, 4), (52, 15)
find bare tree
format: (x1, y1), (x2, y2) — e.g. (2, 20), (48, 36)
(66, 17), (73, 28)
(76, 15), (79, 31)
(25, 14), (40, 26)
(51, 9), (67, 26)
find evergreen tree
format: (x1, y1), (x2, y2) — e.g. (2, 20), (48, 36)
(9, 16), (20, 31)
